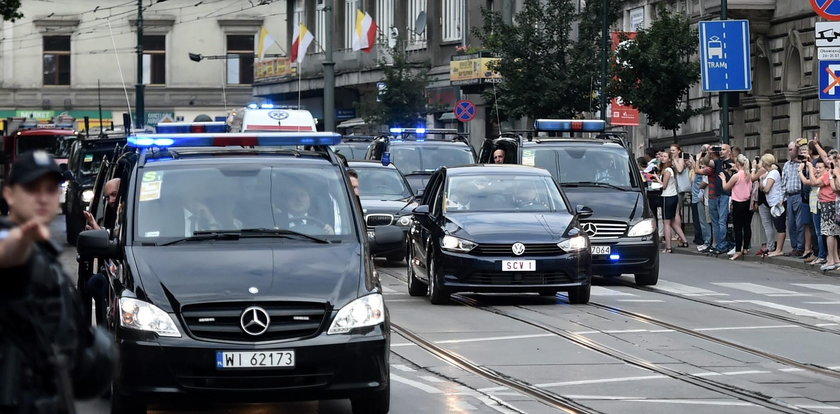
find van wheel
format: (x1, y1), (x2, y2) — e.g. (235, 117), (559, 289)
(351, 383), (390, 414)
(428, 256), (450, 305)
(568, 284), (590, 304)
(634, 257), (659, 286)
(407, 247), (427, 296)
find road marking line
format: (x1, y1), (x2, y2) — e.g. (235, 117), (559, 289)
(798, 406), (840, 411)
(391, 364), (416, 372)
(656, 280), (727, 296)
(420, 375), (445, 383)
(793, 283), (840, 294)
(390, 342), (417, 347)
(391, 373), (443, 394)
(616, 299), (664, 303)
(778, 367), (804, 372)
(733, 300), (840, 323)
(805, 301), (840, 305)
(566, 395), (755, 407)
(435, 333), (553, 344)
(591, 286), (636, 296)
(694, 324), (798, 332)
(713, 282), (808, 296)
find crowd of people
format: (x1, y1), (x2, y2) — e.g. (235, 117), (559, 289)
(638, 137), (840, 271)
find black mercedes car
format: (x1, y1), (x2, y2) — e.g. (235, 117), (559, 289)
(407, 165), (593, 305)
(76, 132), (389, 414)
(349, 161), (417, 262)
(332, 136), (374, 161)
(64, 135), (126, 245)
(365, 129), (476, 196)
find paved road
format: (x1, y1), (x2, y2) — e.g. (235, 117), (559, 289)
(50, 214), (840, 413)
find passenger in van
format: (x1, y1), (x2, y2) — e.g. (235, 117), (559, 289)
(493, 149), (506, 164)
(283, 183), (335, 234)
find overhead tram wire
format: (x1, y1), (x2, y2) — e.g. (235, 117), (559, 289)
(107, 18), (133, 125)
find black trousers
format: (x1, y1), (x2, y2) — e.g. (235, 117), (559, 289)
(732, 200), (753, 251)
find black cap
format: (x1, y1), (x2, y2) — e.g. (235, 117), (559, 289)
(7, 150), (64, 186)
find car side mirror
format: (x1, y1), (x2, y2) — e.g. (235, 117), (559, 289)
(62, 169), (74, 181)
(77, 229), (119, 259)
(413, 205), (430, 216)
(576, 205), (594, 219)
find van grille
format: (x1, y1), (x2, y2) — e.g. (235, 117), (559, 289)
(181, 302), (327, 342)
(579, 220), (627, 239)
(474, 243), (562, 256)
(365, 214), (393, 227)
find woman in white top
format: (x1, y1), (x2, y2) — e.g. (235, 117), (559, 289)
(760, 153), (786, 257)
(659, 152), (689, 253)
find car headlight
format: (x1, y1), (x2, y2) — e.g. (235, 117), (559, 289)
(441, 235), (477, 252)
(627, 218), (656, 237)
(328, 293), (385, 334)
(81, 190), (94, 203)
(558, 235), (588, 252)
(396, 215), (412, 226)
(119, 297), (181, 337)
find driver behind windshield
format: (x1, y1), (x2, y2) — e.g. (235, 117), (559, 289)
(281, 183), (336, 235)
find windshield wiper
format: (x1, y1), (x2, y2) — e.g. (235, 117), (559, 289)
(564, 181), (631, 191)
(160, 232), (240, 246)
(238, 228), (332, 244)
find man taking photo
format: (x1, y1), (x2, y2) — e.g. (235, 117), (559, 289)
(0, 150), (116, 414)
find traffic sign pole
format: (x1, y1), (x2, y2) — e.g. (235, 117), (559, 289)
(721, 0), (729, 144)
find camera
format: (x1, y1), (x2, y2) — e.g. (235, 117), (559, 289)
(711, 145), (722, 153)
(797, 154), (807, 161)
(754, 156), (760, 163)
(682, 152), (691, 160)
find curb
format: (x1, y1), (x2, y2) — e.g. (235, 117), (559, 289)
(669, 244), (840, 276)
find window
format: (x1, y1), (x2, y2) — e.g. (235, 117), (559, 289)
(344, 0), (357, 50)
(226, 35), (254, 85)
(315, 6), (327, 52)
(406, 0), (426, 49)
(43, 36), (70, 85)
(441, 0), (463, 42)
(376, 0), (394, 45)
(143, 35), (166, 85)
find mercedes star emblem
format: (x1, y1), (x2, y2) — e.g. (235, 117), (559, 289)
(240, 306), (271, 336)
(581, 222), (597, 237)
(512, 242), (526, 256)
(248, 287), (259, 295)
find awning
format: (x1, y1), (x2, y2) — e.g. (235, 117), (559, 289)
(337, 117), (366, 128)
(438, 112), (456, 121)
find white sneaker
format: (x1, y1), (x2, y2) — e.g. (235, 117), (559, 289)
(696, 244), (708, 252)
(727, 248), (736, 256)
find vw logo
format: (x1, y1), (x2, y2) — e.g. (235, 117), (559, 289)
(512, 242), (526, 256)
(240, 306), (271, 336)
(268, 110), (289, 120)
(581, 222), (597, 237)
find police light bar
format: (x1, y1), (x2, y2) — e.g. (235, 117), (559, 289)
(388, 128), (458, 135)
(534, 119), (606, 133)
(127, 132), (342, 148)
(155, 122), (228, 134)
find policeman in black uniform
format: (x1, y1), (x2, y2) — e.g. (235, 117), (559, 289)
(0, 151), (116, 414)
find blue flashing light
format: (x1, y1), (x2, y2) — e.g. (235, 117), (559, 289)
(382, 152), (391, 166)
(127, 132), (343, 148)
(416, 128), (426, 134)
(609, 254), (620, 261)
(247, 103), (259, 109)
(534, 119), (606, 133)
(389, 127), (403, 134)
(260, 103), (275, 109)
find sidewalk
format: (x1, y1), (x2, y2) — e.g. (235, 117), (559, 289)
(668, 237), (840, 276)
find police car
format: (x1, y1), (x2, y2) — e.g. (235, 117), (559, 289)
(365, 128), (476, 195)
(76, 132), (389, 413)
(478, 120), (659, 285)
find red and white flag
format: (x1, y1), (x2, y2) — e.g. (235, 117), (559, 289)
(290, 23), (314, 63)
(351, 9), (378, 53)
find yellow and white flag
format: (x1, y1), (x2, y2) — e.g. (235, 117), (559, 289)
(351, 9), (377, 53)
(291, 23), (314, 63)
(256, 26), (274, 59)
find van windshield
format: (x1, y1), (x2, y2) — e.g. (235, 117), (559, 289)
(524, 146), (640, 189)
(390, 145), (475, 175)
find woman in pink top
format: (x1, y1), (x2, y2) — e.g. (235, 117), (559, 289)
(804, 159), (840, 270)
(720, 155), (753, 260)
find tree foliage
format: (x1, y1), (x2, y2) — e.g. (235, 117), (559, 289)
(0, 0), (22, 22)
(472, 0), (627, 120)
(609, 9), (701, 135)
(358, 37), (433, 128)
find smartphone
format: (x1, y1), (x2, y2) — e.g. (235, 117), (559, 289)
(754, 156), (760, 163)
(797, 154), (807, 161)
(701, 152), (708, 158)
(711, 145), (722, 152)
(682, 152), (691, 160)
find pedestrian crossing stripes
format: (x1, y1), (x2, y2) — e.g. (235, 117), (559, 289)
(712, 283), (808, 297)
(654, 280), (728, 296)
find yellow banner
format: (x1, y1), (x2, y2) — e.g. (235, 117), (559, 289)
(77, 119), (113, 132)
(450, 57), (502, 85)
(255, 57), (294, 82)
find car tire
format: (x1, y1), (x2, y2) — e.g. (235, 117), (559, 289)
(351, 383), (390, 414)
(634, 256), (659, 286)
(428, 254), (450, 305)
(406, 246), (427, 297)
(567, 283), (590, 304)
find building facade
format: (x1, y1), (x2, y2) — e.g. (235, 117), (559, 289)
(618, 0), (826, 160)
(0, 1), (286, 129)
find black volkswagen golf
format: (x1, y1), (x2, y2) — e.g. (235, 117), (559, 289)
(76, 132), (389, 413)
(407, 165), (593, 304)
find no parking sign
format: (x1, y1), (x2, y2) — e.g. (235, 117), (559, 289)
(812, 0), (840, 21)
(454, 100), (476, 122)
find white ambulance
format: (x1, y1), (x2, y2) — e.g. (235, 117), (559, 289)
(228, 104), (318, 132)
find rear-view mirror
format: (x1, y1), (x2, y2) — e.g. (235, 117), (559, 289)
(413, 205), (430, 216)
(77, 229), (119, 259)
(576, 205), (593, 218)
